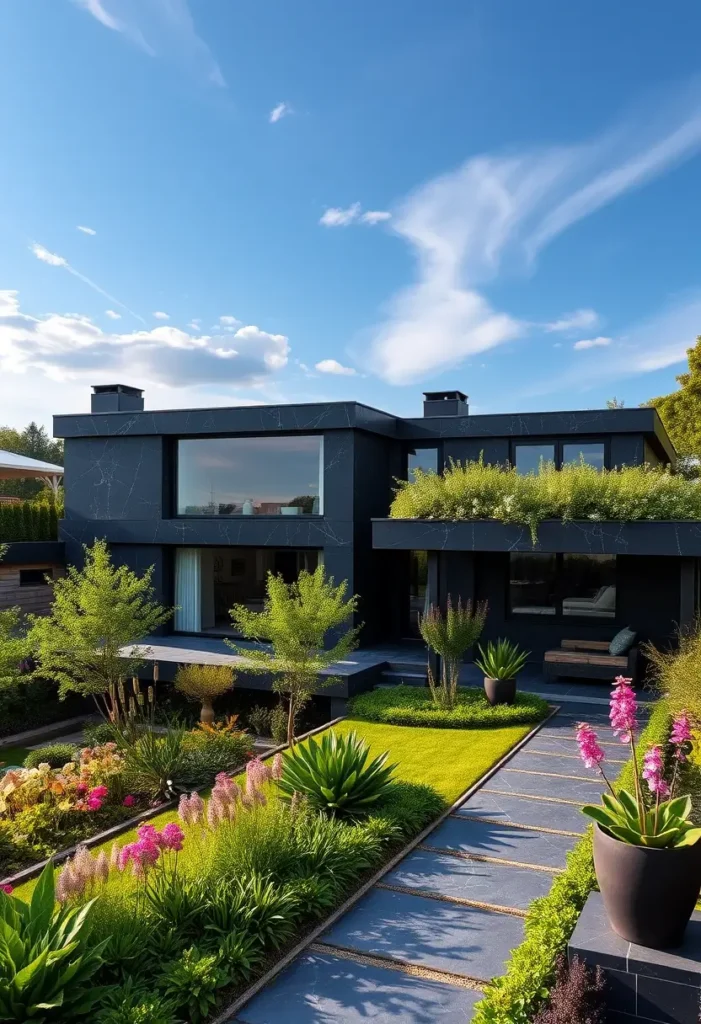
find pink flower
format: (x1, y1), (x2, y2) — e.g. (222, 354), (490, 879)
(76, 782), (88, 795)
(576, 723), (606, 770)
(178, 793), (192, 825)
(0, 884), (13, 895)
(86, 796), (103, 811)
(136, 823), (166, 848)
(271, 753), (284, 781)
(95, 851), (109, 882)
(161, 823), (184, 852)
(610, 675), (637, 743)
(246, 757), (272, 794)
(642, 745), (670, 797)
(89, 785), (108, 799)
(671, 712), (693, 762)
(123, 795), (136, 807)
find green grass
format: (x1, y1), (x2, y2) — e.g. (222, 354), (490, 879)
(13, 716), (532, 899)
(349, 685), (549, 730)
(0, 746), (31, 769)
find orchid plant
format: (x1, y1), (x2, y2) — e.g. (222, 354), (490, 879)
(577, 676), (700, 849)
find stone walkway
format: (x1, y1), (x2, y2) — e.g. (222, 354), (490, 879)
(228, 701), (624, 1024)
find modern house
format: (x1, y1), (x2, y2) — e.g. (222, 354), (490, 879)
(53, 384), (699, 693)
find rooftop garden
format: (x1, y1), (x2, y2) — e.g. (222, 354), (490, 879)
(390, 459), (701, 540)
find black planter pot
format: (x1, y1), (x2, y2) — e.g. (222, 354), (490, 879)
(483, 676), (516, 706)
(593, 823), (701, 949)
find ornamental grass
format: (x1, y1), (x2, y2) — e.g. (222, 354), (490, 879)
(390, 459), (701, 541)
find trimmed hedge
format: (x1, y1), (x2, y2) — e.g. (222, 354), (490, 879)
(0, 501), (58, 542)
(472, 700), (671, 1024)
(348, 685), (549, 729)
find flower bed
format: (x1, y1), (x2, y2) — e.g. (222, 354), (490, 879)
(7, 717), (534, 1023)
(349, 684), (549, 729)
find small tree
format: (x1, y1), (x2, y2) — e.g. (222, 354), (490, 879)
(228, 565), (360, 745)
(29, 539), (172, 720)
(0, 544), (30, 685)
(419, 596), (488, 710)
(174, 663), (234, 723)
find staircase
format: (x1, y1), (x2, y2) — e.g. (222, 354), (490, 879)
(378, 659), (428, 688)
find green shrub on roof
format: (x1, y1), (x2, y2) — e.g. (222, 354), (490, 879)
(390, 458), (701, 541)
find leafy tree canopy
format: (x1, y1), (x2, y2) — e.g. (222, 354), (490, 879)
(647, 335), (701, 464)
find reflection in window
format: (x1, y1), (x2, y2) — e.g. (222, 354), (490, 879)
(562, 554), (616, 618)
(509, 553), (557, 615)
(514, 445), (555, 475)
(177, 436), (323, 516)
(408, 550), (429, 638)
(562, 443), (605, 471)
(408, 448), (439, 481)
(174, 547), (320, 634)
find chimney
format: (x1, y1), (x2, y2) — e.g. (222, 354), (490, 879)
(91, 384), (144, 413)
(423, 390), (468, 417)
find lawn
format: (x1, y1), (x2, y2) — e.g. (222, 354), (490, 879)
(12, 715), (534, 900)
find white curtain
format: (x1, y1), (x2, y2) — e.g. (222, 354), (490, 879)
(174, 548), (202, 632)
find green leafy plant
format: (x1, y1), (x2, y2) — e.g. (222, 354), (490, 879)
(174, 664), (234, 724)
(270, 702), (289, 743)
(419, 596), (488, 710)
(583, 791), (701, 848)
(119, 726), (186, 800)
(23, 742), (79, 770)
(278, 729), (397, 817)
(348, 685), (548, 728)
(95, 978), (181, 1024)
(0, 862), (108, 1021)
(229, 565), (360, 744)
(160, 947), (226, 1024)
(475, 639), (529, 680)
(28, 539), (172, 721)
(246, 704), (272, 736)
(83, 722), (116, 747)
(179, 728), (252, 787)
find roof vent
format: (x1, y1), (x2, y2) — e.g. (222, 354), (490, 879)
(91, 384), (144, 413)
(422, 390), (469, 418)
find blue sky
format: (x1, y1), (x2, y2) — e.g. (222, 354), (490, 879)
(1, 1), (701, 429)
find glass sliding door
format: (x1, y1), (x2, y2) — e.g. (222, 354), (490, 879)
(408, 550), (429, 638)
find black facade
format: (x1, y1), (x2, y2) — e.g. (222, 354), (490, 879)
(54, 385), (693, 660)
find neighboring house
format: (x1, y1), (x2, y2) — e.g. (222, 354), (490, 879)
(53, 384), (695, 662)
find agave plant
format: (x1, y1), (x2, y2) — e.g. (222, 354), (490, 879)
(277, 730), (397, 817)
(583, 791), (701, 849)
(0, 862), (108, 1021)
(475, 639), (529, 680)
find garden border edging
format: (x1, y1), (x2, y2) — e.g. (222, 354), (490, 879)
(211, 704), (559, 1024)
(1, 716), (345, 888)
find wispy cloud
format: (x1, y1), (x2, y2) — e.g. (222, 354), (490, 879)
(219, 315), (239, 326)
(269, 101), (293, 124)
(153, 311), (169, 320)
(365, 81), (701, 385)
(545, 309), (599, 333)
(76, 224), (97, 236)
(105, 309), (121, 320)
(73, 0), (225, 87)
(573, 336), (612, 350)
(30, 242), (146, 324)
(315, 359), (357, 376)
(320, 203), (390, 227)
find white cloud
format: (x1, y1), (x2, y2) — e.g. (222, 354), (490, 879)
(269, 102), (292, 124)
(73, 0), (225, 87)
(153, 311), (170, 320)
(315, 359), (357, 376)
(365, 82), (701, 385)
(0, 289), (290, 389)
(219, 315), (239, 325)
(105, 309), (121, 320)
(30, 241), (146, 324)
(187, 319), (201, 329)
(545, 309), (599, 333)
(77, 225), (97, 236)
(320, 203), (362, 228)
(360, 210), (391, 225)
(573, 336), (612, 350)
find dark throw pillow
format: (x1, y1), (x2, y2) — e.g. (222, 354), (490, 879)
(609, 627), (637, 657)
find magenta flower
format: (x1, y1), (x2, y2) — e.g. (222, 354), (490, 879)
(89, 785), (109, 799)
(76, 782), (88, 795)
(123, 794), (136, 807)
(642, 745), (670, 797)
(610, 675), (637, 743)
(0, 884), (13, 895)
(86, 795), (104, 811)
(671, 712), (693, 762)
(161, 823), (185, 852)
(576, 723), (606, 770)
(137, 823), (165, 848)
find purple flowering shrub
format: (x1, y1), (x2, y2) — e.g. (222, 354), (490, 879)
(533, 955), (606, 1024)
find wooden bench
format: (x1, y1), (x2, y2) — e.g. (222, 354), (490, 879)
(543, 639), (639, 684)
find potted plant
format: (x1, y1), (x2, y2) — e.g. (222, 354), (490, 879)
(174, 663), (234, 724)
(577, 681), (701, 949)
(475, 638), (529, 705)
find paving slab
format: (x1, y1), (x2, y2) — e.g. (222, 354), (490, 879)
(506, 750), (602, 779)
(486, 769), (606, 802)
(382, 848), (553, 910)
(321, 886), (524, 979)
(454, 791), (587, 835)
(233, 950), (482, 1024)
(426, 816), (576, 869)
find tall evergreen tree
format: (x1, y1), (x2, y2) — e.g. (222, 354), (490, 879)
(648, 335), (701, 474)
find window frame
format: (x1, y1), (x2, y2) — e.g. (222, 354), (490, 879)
(19, 568), (53, 587)
(506, 551), (618, 623)
(173, 433), (325, 519)
(404, 442), (443, 482)
(510, 437), (609, 473)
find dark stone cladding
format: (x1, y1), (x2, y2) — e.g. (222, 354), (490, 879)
(2, 541), (66, 565)
(60, 518), (353, 549)
(372, 518), (701, 556)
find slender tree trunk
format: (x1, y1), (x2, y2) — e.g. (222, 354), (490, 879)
(287, 694), (296, 747)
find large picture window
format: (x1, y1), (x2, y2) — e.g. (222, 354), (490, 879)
(408, 447), (439, 481)
(177, 436), (323, 516)
(509, 553), (616, 619)
(512, 440), (606, 475)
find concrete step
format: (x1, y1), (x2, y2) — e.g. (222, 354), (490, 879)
(387, 659), (427, 674)
(380, 669), (428, 688)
